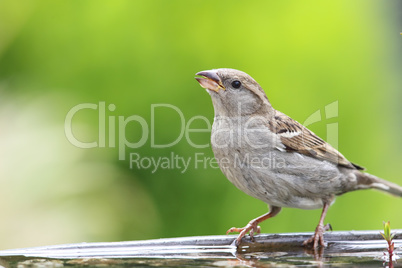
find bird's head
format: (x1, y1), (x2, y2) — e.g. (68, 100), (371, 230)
(195, 68), (272, 117)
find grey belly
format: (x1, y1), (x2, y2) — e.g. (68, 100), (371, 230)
(213, 148), (346, 209)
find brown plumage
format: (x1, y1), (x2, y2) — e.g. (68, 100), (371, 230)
(196, 68), (402, 249)
(270, 110), (364, 170)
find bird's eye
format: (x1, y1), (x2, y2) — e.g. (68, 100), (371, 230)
(231, 80), (241, 89)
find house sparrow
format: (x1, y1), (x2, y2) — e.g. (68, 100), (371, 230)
(195, 68), (402, 248)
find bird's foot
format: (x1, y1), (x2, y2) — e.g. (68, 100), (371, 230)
(303, 223), (332, 248)
(226, 219), (261, 246)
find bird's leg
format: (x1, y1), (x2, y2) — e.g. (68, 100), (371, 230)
(226, 206), (281, 246)
(303, 202), (331, 248)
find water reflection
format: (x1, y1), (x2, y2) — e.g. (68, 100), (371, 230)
(0, 231), (400, 267)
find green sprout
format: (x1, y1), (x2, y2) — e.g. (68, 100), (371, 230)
(380, 221), (396, 268)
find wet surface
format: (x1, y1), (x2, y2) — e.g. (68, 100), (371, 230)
(0, 230), (400, 267)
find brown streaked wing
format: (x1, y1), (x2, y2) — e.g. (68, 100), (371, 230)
(269, 111), (363, 170)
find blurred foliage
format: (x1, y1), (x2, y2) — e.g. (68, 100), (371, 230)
(0, 0), (401, 249)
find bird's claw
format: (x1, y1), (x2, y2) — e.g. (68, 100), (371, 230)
(226, 221), (261, 245)
(303, 223), (332, 248)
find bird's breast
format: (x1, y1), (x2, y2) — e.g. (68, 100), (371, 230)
(210, 116), (343, 209)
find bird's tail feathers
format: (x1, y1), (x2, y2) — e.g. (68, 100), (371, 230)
(355, 172), (402, 197)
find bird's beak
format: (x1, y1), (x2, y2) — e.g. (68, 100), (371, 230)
(195, 70), (225, 92)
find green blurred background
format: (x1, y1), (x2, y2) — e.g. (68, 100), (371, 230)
(0, 0), (401, 250)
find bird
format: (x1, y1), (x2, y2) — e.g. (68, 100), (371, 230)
(195, 68), (402, 248)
